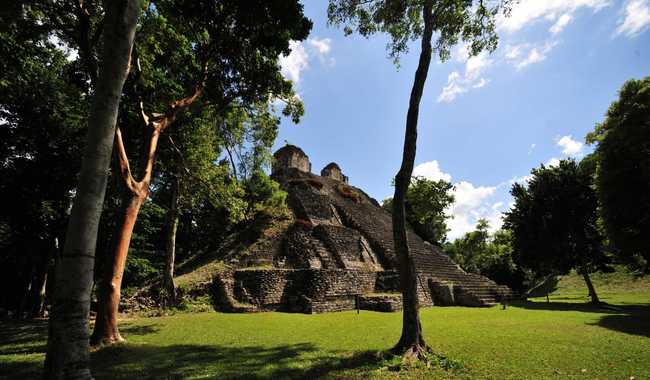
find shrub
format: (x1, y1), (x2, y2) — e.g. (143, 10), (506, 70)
(336, 183), (361, 203)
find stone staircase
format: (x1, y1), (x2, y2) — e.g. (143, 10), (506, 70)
(327, 183), (514, 307)
(313, 238), (339, 269)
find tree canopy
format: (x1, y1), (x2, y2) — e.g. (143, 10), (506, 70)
(586, 76), (650, 272)
(383, 176), (454, 245)
(504, 159), (610, 303)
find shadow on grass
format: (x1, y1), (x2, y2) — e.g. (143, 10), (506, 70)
(0, 319), (48, 379)
(512, 300), (650, 338)
(0, 319), (48, 355)
(0, 319), (390, 380)
(120, 323), (161, 337)
(91, 343), (386, 380)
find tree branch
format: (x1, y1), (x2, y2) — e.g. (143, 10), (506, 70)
(114, 127), (138, 193)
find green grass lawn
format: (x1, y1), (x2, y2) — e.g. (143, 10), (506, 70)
(2, 272), (649, 379)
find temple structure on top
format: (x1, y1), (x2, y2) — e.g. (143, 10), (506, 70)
(272, 144), (311, 174)
(213, 145), (513, 314)
(321, 162), (348, 183)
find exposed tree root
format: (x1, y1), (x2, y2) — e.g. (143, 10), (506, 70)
(90, 332), (125, 347)
(391, 340), (432, 363)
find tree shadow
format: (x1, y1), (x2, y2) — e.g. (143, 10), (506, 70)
(90, 343), (386, 380)
(0, 319), (390, 380)
(0, 319), (48, 379)
(119, 323), (161, 337)
(0, 319), (48, 355)
(596, 314), (650, 338)
(512, 299), (650, 338)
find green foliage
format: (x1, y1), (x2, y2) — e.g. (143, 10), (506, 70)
(327, 0), (513, 64)
(586, 76), (650, 272)
(243, 170), (289, 219)
(504, 159), (609, 278)
(123, 201), (167, 288)
(384, 176), (454, 244)
(444, 222), (527, 291)
(139, 0), (312, 118)
(0, 16), (88, 311)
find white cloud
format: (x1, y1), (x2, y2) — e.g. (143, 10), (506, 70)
(308, 37), (336, 66)
(550, 13), (573, 34)
(447, 181), (503, 239)
(437, 52), (492, 103)
(308, 37), (331, 55)
(557, 135), (584, 156)
(497, 0), (611, 33)
(413, 160), (452, 182)
(546, 157), (561, 167)
(279, 37), (334, 84)
(472, 78), (488, 89)
(505, 44), (524, 60)
(438, 72), (467, 103)
(615, 0), (650, 37)
(279, 41), (309, 83)
(508, 40), (558, 70)
(465, 53), (492, 80)
(414, 160), (505, 239)
(516, 48), (545, 69)
(509, 174), (533, 185)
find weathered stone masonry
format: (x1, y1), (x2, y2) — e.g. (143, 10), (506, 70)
(213, 145), (513, 313)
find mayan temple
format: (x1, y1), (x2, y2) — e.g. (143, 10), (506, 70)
(213, 145), (513, 313)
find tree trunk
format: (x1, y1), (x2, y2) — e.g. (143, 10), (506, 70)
(581, 271), (600, 304)
(162, 175), (179, 307)
(33, 270), (48, 318)
(90, 55), (205, 345)
(43, 1), (141, 378)
(391, 1), (434, 361)
(91, 192), (145, 345)
(18, 265), (36, 319)
(26, 249), (49, 318)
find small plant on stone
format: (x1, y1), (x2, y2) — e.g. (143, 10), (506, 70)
(336, 183), (361, 203)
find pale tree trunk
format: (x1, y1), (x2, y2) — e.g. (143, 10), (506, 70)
(391, 1), (434, 361)
(162, 175), (180, 307)
(91, 68), (206, 346)
(581, 271), (600, 304)
(43, 1), (141, 378)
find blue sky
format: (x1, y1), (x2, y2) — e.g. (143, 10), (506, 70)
(274, 0), (650, 240)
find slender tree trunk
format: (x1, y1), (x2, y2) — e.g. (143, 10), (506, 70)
(44, 1), (141, 378)
(91, 192), (145, 345)
(18, 265), (35, 319)
(91, 69), (204, 344)
(581, 271), (600, 304)
(33, 270), (48, 318)
(26, 250), (49, 318)
(162, 175), (180, 307)
(391, 1), (434, 360)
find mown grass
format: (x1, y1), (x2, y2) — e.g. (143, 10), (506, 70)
(2, 272), (649, 379)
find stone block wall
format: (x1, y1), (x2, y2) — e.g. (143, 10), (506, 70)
(313, 225), (381, 270)
(233, 269), (290, 306)
(358, 294), (402, 312)
(428, 279), (455, 306)
(375, 270), (400, 292)
(223, 269), (381, 313)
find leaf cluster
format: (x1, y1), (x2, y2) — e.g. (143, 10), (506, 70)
(327, 0), (513, 64)
(504, 159), (608, 277)
(383, 176), (454, 244)
(586, 76), (650, 271)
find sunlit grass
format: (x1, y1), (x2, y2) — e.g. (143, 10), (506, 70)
(1, 272), (649, 379)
